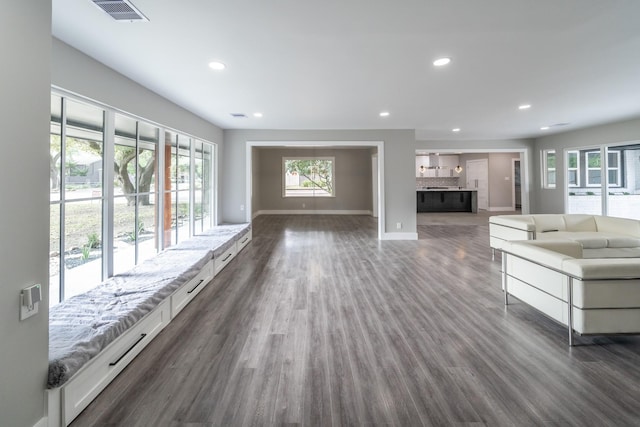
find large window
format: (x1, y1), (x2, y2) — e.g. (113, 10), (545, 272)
(282, 157), (335, 197)
(542, 150), (556, 189)
(50, 92), (216, 306)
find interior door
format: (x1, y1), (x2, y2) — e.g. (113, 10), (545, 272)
(466, 159), (489, 210)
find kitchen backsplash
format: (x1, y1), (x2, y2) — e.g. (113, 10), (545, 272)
(416, 177), (460, 188)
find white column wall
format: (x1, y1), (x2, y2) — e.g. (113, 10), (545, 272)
(0, 2), (51, 426)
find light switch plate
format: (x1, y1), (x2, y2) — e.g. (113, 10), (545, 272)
(20, 290), (39, 321)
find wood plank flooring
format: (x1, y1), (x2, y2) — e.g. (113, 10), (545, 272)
(71, 214), (640, 426)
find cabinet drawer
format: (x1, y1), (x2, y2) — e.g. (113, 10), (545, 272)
(214, 244), (237, 275)
(236, 229), (252, 252)
(170, 259), (214, 318)
(62, 299), (170, 425)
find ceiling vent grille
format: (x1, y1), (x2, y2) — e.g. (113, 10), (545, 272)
(92, 0), (149, 22)
(230, 113), (248, 118)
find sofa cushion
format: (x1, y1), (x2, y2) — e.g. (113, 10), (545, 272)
(536, 231), (602, 242)
(607, 237), (640, 248)
(583, 248), (640, 258)
(575, 237), (609, 249)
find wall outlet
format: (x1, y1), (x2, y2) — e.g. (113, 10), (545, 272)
(396, 222), (402, 230)
(302, 203), (306, 208)
(240, 204), (244, 211)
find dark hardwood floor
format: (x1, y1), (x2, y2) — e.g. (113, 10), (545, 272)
(71, 214), (640, 426)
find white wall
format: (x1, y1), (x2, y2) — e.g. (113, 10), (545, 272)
(223, 129), (416, 237)
(534, 117), (640, 213)
(0, 3), (51, 426)
(52, 39), (223, 145)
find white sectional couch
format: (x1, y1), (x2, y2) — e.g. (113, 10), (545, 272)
(490, 214), (640, 345)
(490, 214), (640, 258)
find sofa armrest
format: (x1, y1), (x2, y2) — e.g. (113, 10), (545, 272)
(489, 215), (535, 231)
(502, 240), (582, 270)
(562, 258), (640, 280)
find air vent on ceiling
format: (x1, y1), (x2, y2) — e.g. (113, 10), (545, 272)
(230, 113), (248, 118)
(91, 0), (149, 22)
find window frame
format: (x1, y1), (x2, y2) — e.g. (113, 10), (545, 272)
(606, 149), (621, 187)
(542, 149), (556, 189)
(282, 156), (336, 198)
(50, 90), (217, 306)
(567, 150), (580, 187)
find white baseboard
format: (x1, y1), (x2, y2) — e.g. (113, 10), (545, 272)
(382, 232), (418, 240)
(488, 206), (516, 212)
(253, 209), (373, 217)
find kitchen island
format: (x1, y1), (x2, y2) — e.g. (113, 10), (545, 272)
(417, 187), (478, 213)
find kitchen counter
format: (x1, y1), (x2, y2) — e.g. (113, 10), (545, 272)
(417, 188), (478, 213)
(417, 187), (478, 192)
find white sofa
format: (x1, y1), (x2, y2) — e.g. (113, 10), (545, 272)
(491, 213), (640, 345)
(501, 238), (640, 345)
(489, 214), (640, 259)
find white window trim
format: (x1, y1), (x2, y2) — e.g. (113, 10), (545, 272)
(50, 88), (218, 304)
(567, 150), (580, 187)
(607, 150), (621, 187)
(542, 149), (556, 189)
(586, 150), (620, 187)
(282, 156), (336, 198)
(586, 151), (601, 187)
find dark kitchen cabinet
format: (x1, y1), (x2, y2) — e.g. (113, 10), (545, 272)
(417, 191), (473, 212)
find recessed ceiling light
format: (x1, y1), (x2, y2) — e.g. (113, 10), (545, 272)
(452, 128), (461, 132)
(433, 57), (451, 66)
(253, 112), (263, 118)
(518, 104), (531, 110)
(208, 61), (226, 71)
(379, 111), (390, 117)
(540, 126), (550, 130)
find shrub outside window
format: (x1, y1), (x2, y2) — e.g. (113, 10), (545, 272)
(283, 157), (335, 197)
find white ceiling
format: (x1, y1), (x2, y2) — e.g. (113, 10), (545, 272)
(52, 0), (640, 141)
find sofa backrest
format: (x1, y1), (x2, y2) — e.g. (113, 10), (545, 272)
(594, 215), (640, 237)
(563, 214), (598, 232)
